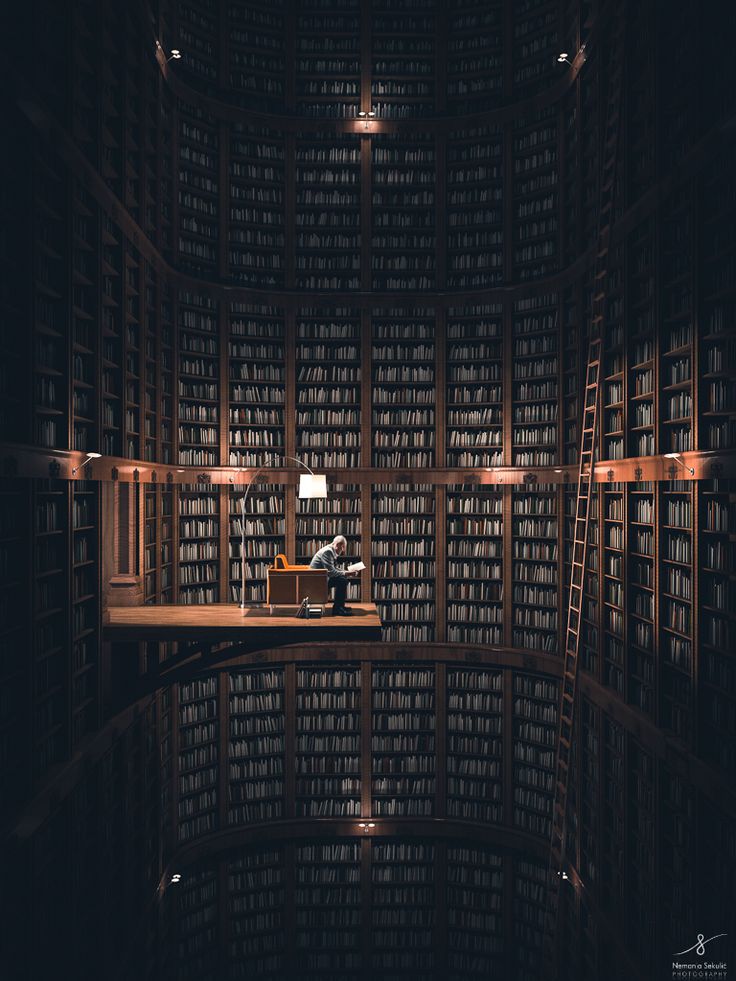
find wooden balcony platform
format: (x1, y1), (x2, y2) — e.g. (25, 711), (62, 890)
(103, 602), (383, 646)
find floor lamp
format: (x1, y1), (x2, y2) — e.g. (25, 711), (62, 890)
(237, 455), (327, 611)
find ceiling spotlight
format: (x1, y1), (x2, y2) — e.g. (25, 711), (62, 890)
(71, 452), (102, 476)
(664, 452), (694, 475)
(557, 52), (573, 65)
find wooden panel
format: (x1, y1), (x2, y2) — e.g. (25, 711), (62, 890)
(103, 602), (383, 644)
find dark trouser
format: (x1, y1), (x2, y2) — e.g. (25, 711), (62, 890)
(328, 575), (348, 608)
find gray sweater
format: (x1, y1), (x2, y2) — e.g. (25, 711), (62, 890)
(309, 544), (347, 580)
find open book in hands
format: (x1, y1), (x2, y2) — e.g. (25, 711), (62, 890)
(346, 561), (366, 574)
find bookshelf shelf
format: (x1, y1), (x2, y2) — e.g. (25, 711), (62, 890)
(179, 484), (220, 605)
(228, 667), (285, 827)
(296, 309), (361, 468)
(228, 126), (286, 287)
(446, 486), (503, 645)
(371, 484), (436, 642)
(296, 667), (361, 818)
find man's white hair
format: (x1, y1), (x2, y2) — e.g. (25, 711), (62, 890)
(331, 535), (347, 548)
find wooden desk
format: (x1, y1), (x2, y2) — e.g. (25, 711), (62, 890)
(267, 567), (328, 607)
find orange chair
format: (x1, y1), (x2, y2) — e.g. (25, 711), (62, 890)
(266, 553), (328, 610)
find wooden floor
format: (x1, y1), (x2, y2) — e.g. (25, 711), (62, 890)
(103, 602), (383, 645)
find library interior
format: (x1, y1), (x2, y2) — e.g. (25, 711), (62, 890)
(1, 1), (735, 979)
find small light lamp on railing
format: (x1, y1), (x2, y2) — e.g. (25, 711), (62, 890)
(358, 109), (376, 129)
(156, 41), (182, 63)
(71, 452), (101, 476)
(664, 452), (695, 475)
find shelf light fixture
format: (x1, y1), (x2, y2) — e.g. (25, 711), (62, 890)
(156, 40), (182, 63)
(170, 873), (182, 884)
(664, 452), (695, 475)
(358, 822), (376, 834)
(557, 52), (573, 65)
(71, 452), (101, 476)
(358, 109), (376, 129)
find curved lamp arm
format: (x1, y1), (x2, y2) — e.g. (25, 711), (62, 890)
(238, 455), (320, 610)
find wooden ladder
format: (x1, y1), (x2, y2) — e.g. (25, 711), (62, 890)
(542, 6), (626, 974)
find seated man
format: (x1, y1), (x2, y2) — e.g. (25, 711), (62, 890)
(310, 535), (357, 616)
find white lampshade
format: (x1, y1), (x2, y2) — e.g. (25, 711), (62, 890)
(298, 473), (327, 499)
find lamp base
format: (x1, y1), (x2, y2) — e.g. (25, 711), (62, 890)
(240, 601), (264, 614)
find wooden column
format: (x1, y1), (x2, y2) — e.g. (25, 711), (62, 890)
(361, 137), (372, 291)
(360, 661), (372, 818)
(435, 134), (447, 291)
(217, 672), (228, 833)
(435, 838), (448, 975)
(284, 840), (296, 976)
(360, 836), (372, 981)
(360, 484), (372, 606)
(102, 480), (143, 606)
(285, 0), (296, 112)
(435, 304), (446, 467)
(284, 309), (296, 562)
(285, 662), (296, 818)
(217, 0), (229, 96)
(502, 300), (513, 467)
(284, 135), (296, 289)
(557, 483), (566, 655)
(503, 852), (515, 978)
(360, 310), (373, 603)
(218, 485), (229, 603)
(435, 485), (447, 642)
(502, 485), (514, 647)
(360, 308), (372, 470)
(218, 299), (230, 595)
(435, 662), (446, 816)
(218, 122), (229, 282)
(171, 482), (180, 604)
(503, 667), (514, 828)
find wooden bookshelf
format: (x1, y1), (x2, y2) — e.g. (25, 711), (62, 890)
(6, 3), (736, 976)
(371, 484), (436, 642)
(228, 127), (286, 287)
(296, 308), (361, 468)
(296, 2), (360, 120)
(229, 1), (286, 113)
